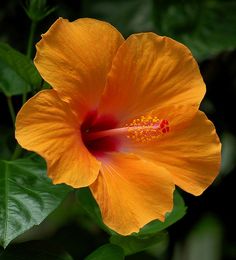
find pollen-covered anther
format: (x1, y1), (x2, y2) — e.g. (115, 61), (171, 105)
(126, 116), (170, 143)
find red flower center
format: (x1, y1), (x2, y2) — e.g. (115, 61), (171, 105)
(81, 111), (121, 158)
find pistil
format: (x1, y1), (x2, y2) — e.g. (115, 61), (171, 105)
(84, 127), (128, 141)
(84, 116), (170, 143)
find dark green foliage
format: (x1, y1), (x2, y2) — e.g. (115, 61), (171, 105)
(0, 0), (235, 259)
(0, 43), (41, 96)
(85, 244), (125, 260)
(0, 157), (71, 248)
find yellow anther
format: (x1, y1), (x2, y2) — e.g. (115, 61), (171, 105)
(126, 116), (170, 143)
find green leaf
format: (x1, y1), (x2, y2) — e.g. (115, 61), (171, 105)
(0, 59), (29, 96)
(85, 244), (124, 260)
(0, 43), (41, 96)
(138, 190), (186, 236)
(82, 0), (236, 61)
(0, 157), (71, 248)
(159, 0), (236, 61)
(76, 188), (112, 234)
(0, 240), (73, 260)
(81, 0), (155, 37)
(110, 231), (167, 256)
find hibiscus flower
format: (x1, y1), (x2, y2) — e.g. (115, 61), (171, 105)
(15, 18), (221, 235)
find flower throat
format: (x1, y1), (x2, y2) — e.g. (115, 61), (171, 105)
(81, 111), (170, 157)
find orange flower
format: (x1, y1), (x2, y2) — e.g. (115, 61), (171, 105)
(15, 18), (221, 235)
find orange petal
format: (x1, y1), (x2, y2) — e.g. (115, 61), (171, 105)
(99, 33), (205, 120)
(15, 90), (101, 188)
(90, 153), (174, 235)
(34, 18), (124, 112)
(127, 111), (221, 196)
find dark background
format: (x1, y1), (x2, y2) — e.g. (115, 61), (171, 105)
(0, 0), (236, 259)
